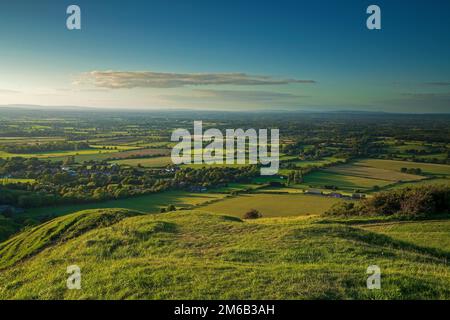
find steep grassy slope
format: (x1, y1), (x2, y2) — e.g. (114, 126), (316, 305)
(0, 209), (449, 299)
(0, 209), (143, 269)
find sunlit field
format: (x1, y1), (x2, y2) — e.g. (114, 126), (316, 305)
(200, 193), (344, 218)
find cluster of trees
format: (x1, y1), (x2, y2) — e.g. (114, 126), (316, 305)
(400, 167), (422, 175)
(326, 185), (450, 218)
(160, 204), (176, 213)
(0, 158), (261, 209)
(0, 157), (60, 178)
(173, 166), (259, 188)
(244, 209), (262, 219)
(0, 141), (90, 154)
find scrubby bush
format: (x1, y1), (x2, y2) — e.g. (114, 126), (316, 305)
(325, 185), (450, 218)
(244, 209), (262, 219)
(325, 202), (360, 216)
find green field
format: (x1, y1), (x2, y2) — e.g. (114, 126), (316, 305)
(354, 159), (450, 176)
(325, 163), (424, 182)
(298, 158), (450, 193)
(210, 182), (263, 193)
(0, 209), (449, 299)
(49, 148), (170, 163)
(200, 193), (344, 218)
(23, 191), (227, 219)
(302, 171), (392, 192)
(288, 157), (345, 168)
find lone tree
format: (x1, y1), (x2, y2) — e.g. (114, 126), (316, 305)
(244, 209), (262, 219)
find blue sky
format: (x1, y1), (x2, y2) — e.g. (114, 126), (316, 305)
(0, 0), (449, 112)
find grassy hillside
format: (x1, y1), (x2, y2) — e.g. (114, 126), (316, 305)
(0, 209), (143, 269)
(0, 208), (449, 299)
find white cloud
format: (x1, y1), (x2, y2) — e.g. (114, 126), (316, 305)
(75, 70), (316, 89)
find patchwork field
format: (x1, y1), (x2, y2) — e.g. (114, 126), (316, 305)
(200, 193), (343, 218)
(325, 164), (424, 182)
(299, 158), (450, 192)
(302, 171), (392, 192)
(354, 159), (450, 176)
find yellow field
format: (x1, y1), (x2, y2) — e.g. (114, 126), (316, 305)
(0, 178), (35, 184)
(200, 193), (344, 218)
(0, 148), (120, 159)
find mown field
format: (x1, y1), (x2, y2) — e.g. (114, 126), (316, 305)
(354, 159), (450, 176)
(0, 148), (125, 160)
(298, 159), (450, 192)
(0, 208), (448, 299)
(302, 171), (392, 192)
(200, 193), (344, 218)
(325, 164), (424, 182)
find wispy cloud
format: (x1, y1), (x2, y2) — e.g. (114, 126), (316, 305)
(0, 88), (21, 94)
(423, 82), (450, 86)
(75, 71), (316, 89)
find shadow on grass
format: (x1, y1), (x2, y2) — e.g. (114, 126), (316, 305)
(289, 223), (450, 263)
(318, 213), (450, 226)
